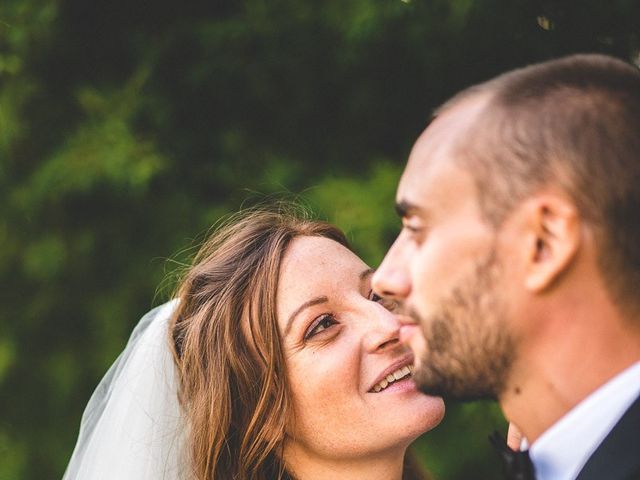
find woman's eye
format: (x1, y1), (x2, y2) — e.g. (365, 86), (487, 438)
(370, 291), (383, 303)
(304, 314), (338, 340)
(369, 290), (397, 312)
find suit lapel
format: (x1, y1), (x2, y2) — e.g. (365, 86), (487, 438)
(575, 394), (640, 480)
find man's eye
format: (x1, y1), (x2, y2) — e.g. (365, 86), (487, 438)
(403, 224), (428, 245)
(404, 224), (423, 234)
(304, 314), (338, 340)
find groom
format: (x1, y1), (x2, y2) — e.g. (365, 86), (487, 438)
(372, 54), (640, 480)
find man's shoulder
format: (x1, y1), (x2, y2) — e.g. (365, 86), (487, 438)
(575, 394), (640, 480)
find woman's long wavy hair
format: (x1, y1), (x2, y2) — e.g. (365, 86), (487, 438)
(170, 206), (431, 480)
(170, 207), (348, 480)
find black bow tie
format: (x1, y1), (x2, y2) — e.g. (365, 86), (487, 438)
(489, 431), (536, 480)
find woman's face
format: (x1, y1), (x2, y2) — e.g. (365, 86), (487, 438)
(277, 236), (445, 461)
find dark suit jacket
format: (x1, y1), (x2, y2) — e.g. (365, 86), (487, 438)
(574, 394), (640, 480)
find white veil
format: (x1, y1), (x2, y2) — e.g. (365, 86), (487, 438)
(63, 300), (191, 479)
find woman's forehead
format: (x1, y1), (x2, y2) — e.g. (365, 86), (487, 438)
(280, 236), (365, 280)
(276, 236), (367, 315)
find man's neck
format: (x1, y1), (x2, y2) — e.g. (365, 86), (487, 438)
(500, 311), (640, 444)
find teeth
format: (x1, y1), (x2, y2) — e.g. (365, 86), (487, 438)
(371, 365), (412, 393)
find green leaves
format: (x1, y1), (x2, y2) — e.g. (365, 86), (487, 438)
(307, 160), (402, 265)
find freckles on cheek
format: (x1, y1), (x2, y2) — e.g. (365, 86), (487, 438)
(290, 354), (329, 397)
(288, 352), (372, 453)
(288, 363), (340, 434)
(291, 350), (357, 409)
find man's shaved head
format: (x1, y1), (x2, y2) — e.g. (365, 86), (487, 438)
(434, 54), (640, 316)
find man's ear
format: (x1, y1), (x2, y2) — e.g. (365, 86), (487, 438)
(520, 194), (581, 292)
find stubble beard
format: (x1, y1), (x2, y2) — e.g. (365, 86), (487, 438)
(410, 248), (515, 402)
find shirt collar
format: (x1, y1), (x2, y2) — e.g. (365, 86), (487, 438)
(528, 361), (640, 480)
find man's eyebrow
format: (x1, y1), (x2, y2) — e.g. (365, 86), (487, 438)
(285, 295), (328, 336)
(395, 200), (420, 218)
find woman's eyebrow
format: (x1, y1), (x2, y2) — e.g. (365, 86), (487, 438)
(360, 268), (375, 282)
(285, 296), (328, 336)
(284, 269), (374, 337)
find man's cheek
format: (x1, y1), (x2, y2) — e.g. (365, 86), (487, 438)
(413, 253), (435, 303)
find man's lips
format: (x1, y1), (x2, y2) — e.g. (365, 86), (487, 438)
(399, 324), (420, 345)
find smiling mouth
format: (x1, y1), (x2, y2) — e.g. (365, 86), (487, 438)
(370, 365), (413, 392)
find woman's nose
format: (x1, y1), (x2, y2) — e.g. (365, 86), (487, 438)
(362, 306), (402, 354)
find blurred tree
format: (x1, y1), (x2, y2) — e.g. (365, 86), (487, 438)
(0, 0), (638, 478)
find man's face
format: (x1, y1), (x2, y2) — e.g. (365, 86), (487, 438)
(372, 98), (517, 400)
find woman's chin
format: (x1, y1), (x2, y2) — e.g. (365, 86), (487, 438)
(366, 378), (445, 437)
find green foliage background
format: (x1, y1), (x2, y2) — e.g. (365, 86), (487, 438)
(1, 1), (638, 478)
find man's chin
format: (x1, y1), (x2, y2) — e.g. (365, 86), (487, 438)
(412, 366), (498, 402)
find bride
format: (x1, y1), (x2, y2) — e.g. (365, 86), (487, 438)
(63, 207), (445, 479)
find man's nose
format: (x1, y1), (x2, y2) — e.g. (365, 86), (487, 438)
(372, 245), (411, 301)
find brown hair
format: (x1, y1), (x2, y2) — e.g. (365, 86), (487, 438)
(438, 53), (640, 314)
(170, 207), (349, 480)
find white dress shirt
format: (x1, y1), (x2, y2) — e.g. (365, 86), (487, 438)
(528, 361), (640, 480)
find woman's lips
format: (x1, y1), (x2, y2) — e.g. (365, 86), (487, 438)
(372, 375), (418, 394)
(368, 354), (414, 393)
